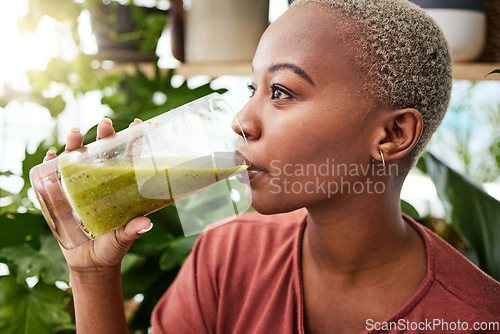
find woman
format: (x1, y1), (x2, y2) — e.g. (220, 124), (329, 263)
(45, 0), (500, 333)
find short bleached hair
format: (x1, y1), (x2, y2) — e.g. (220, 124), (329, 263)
(291, 0), (452, 165)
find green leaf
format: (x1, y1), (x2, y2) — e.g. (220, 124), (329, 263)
(81, 124), (98, 146)
(0, 234), (69, 284)
(485, 68), (500, 77)
(34, 0), (82, 23)
(121, 257), (172, 300)
(0, 201), (23, 216)
(0, 275), (72, 334)
(0, 244), (46, 284)
(401, 199), (420, 220)
(40, 95), (66, 118)
(122, 260), (178, 331)
(101, 66), (228, 123)
(0, 85), (65, 119)
(121, 253), (142, 274)
(489, 134), (500, 169)
(17, 10), (42, 33)
(146, 204), (183, 236)
(0, 188), (14, 198)
(37, 235), (69, 284)
(129, 222), (174, 256)
(27, 58), (74, 90)
(158, 235), (197, 271)
(419, 152), (500, 281)
(139, 13), (167, 52)
(0, 213), (45, 249)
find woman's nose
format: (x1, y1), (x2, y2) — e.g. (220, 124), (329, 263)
(231, 101), (261, 141)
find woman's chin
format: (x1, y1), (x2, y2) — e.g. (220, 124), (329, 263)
(246, 191), (301, 216)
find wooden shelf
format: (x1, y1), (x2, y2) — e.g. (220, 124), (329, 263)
(175, 61), (252, 77)
(452, 62), (500, 81)
(97, 61), (500, 81)
(95, 61), (252, 78)
(174, 61), (500, 81)
(95, 62), (160, 77)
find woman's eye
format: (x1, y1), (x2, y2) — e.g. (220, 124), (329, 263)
(271, 85), (291, 100)
(247, 84), (256, 97)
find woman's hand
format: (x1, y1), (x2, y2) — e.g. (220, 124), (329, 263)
(44, 118), (152, 272)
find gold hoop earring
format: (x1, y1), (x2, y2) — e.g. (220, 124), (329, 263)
(379, 150), (385, 168)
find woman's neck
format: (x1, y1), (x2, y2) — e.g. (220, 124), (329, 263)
(300, 187), (428, 334)
(303, 191), (422, 279)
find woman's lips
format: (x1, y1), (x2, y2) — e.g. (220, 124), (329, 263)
(234, 150), (266, 183)
(236, 164), (266, 183)
(248, 164), (266, 180)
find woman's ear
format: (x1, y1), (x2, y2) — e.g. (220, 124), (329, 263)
(370, 108), (423, 162)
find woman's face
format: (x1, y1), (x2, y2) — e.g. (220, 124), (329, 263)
(235, 5), (381, 214)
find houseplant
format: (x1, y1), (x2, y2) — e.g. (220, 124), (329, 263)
(414, 68), (500, 280)
(183, 0), (270, 62)
(0, 2), (228, 332)
(89, 1), (168, 62)
(19, 0), (168, 62)
(408, 0), (486, 61)
(417, 152), (500, 280)
(0, 66), (229, 333)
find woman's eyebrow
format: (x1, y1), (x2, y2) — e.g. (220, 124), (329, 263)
(268, 63), (316, 87)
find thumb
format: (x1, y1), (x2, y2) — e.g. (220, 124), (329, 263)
(114, 217), (153, 248)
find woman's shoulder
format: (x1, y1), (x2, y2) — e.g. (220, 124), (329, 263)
(191, 209), (307, 278)
(151, 209), (308, 333)
(197, 208), (307, 249)
(409, 218), (500, 320)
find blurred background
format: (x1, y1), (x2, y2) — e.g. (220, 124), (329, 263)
(0, 0), (498, 333)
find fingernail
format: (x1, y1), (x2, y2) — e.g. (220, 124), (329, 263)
(71, 127), (80, 133)
(129, 118), (142, 128)
(102, 118), (113, 125)
(137, 222), (153, 235)
(46, 150), (56, 155)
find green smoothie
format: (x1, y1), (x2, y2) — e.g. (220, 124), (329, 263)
(59, 156), (247, 237)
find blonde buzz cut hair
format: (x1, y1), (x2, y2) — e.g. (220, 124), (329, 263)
(291, 0), (452, 166)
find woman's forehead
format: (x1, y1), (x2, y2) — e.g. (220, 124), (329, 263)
(252, 5), (360, 85)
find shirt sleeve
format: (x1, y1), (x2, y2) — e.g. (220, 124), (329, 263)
(150, 235), (218, 334)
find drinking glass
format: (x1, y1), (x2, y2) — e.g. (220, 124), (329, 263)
(30, 93), (250, 249)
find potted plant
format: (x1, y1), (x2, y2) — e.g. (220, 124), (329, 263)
(89, 1), (168, 62)
(19, 0), (168, 63)
(409, 0), (486, 61)
(179, 0), (270, 62)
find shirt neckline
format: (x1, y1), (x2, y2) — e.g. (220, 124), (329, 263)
(294, 213), (436, 334)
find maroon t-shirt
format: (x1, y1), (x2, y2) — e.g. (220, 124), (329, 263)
(151, 210), (500, 333)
